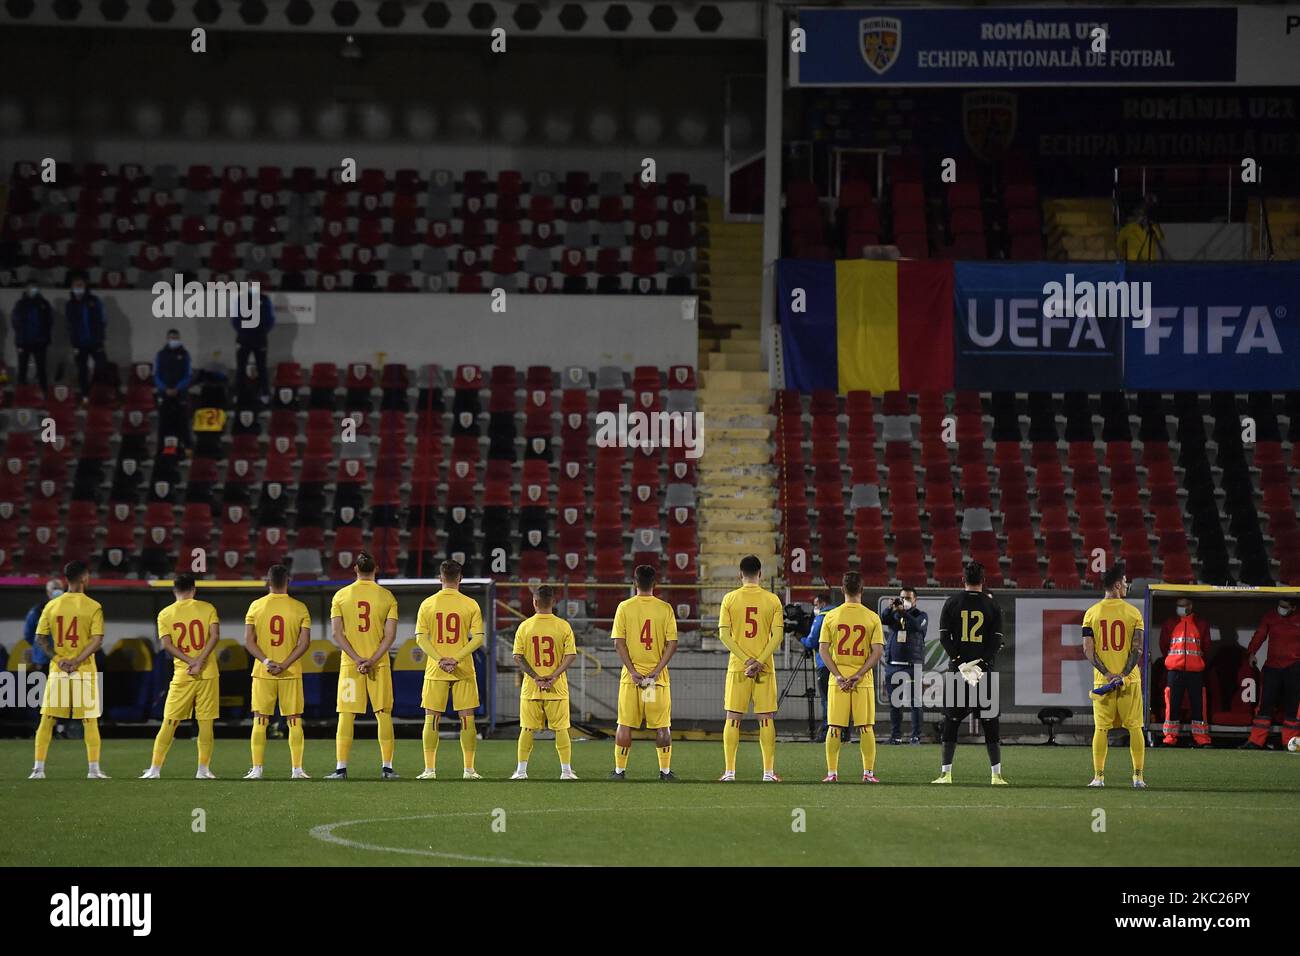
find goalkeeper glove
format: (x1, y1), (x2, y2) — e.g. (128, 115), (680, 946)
(957, 661), (984, 687)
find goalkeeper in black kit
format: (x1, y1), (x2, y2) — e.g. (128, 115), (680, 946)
(933, 561), (1007, 786)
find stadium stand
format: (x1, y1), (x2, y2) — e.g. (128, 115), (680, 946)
(0, 163), (702, 295)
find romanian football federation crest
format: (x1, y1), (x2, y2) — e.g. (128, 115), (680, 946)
(962, 91), (1018, 162)
(860, 16), (901, 75)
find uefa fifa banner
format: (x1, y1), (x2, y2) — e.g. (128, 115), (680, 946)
(780, 259), (1300, 394)
(777, 258), (953, 394)
(951, 262), (1126, 392)
(791, 6), (1300, 87)
(1123, 263), (1300, 391)
(1013, 597), (1145, 708)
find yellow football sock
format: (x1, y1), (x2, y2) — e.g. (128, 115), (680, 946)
(723, 718), (740, 773)
(1129, 729), (1145, 777)
(517, 729), (535, 764)
(859, 726), (876, 774)
(251, 717), (268, 766)
(555, 728), (573, 764)
(460, 716), (477, 771)
(35, 715), (56, 762)
(656, 745), (672, 772)
(759, 717), (776, 774)
(825, 726), (842, 774)
(422, 714), (439, 770)
(197, 719), (214, 767)
(614, 744), (630, 771)
(151, 719), (178, 768)
(1092, 726), (1108, 778)
(288, 718), (305, 770)
(83, 718), (101, 763)
(336, 712), (356, 765)
(377, 711), (394, 766)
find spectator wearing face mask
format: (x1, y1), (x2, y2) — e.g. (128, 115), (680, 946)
(66, 273), (108, 400)
(1158, 598), (1213, 747)
(883, 586), (928, 745)
(25, 578), (65, 674)
(154, 328), (194, 452)
(11, 282), (54, 392)
(1243, 597), (1300, 750)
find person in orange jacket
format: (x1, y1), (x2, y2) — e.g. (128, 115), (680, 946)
(1158, 597), (1213, 747)
(1243, 597), (1300, 750)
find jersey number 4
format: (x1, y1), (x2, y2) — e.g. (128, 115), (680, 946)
(639, 619), (654, 651)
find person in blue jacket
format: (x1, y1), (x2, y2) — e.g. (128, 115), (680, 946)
(232, 293), (275, 403)
(66, 272), (108, 399)
(883, 586), (929, 744)
(154, 328), (194, 451)
(799, 590), (837, 742)
(24, 579), (64, 673)
(11, 282), (54, 392)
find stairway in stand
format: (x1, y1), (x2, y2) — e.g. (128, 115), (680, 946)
(694, 197), (778, 639)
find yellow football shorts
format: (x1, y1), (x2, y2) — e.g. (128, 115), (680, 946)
(40, 670), (101, 719)
(421, 676), (480, 713)
(724, 667), (777, 715)
(251, 676), (304, 717)
(163, 677), (219, 721)
(1093, 680), (1144, 730)
(337, 665), (394, 714)
(616, 681), (672, 729)
(827, 679), (875, 728)
(520, 696), (571, 731)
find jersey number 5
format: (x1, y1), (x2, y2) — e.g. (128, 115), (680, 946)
(743, 606), (759, 639)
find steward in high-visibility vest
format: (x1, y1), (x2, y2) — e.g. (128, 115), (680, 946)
(1159, 599), (1212, 747)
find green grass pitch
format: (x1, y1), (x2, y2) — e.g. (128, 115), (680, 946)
(2, 737), (1297, 866)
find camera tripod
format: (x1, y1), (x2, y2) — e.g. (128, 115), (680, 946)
(777, 646), (821, 740)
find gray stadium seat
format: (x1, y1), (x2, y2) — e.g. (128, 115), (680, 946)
(289, 548), (324, 578)
(596, 366), (625, 390)
(386, 246), (415, 275)
(425, 193), (453, 221)
(530, 170), (558, 197)
(562, 366), (589, 389)
(961, 507), (994, 534)
(850, 483), (882, 510)
(881, 415), (913, 443)
(428, 169), (455, 196)
(632, 528), (663, 554)
(493, 272), (519, 293)
(339, 434), (372, 462)
(242, 245), (273, 273)
(171, 244), (202, 275)
(563, 221), (593, 249)
(664, 483), (696, 509)
(101, 243), (129, 272)
(597, 172), (625, 198)
(152, 164), (181, 192)
(665, 389), (696, 414)
(666, 248), (695, 276)
(597, 222), (625, 248)
(421, 246), (449, 275)
(523, 248), (552, 277)
(181, 191), (210, 218)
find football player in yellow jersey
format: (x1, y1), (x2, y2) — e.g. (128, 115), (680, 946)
(818, 572), (885, 783)
(242, 564), (313, 779)
(141, 574), (220, 779)
(30, 561), (108, 780)
(511, 585), (579, 780)
(1082, 561), (1147, 789)
(325, 552), (400, 781)
(717, 554), (785, 782)
(609, 565), (679, 781)
(414, 560), (486, 779)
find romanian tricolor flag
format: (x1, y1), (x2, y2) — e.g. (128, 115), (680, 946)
(778, 258), (954, 394)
